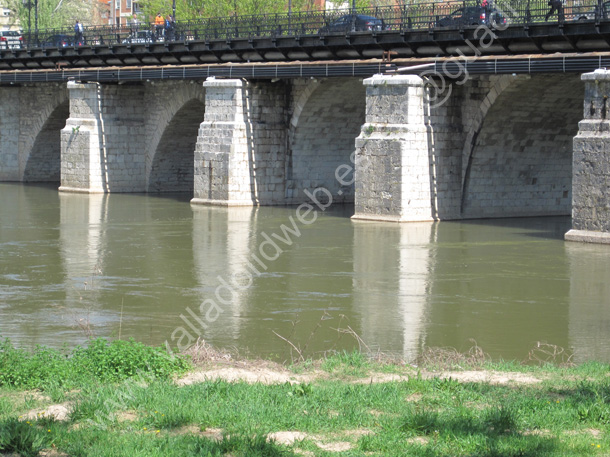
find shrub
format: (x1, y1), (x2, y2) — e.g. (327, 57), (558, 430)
(0, 337), (191, 390)
(71, 338), (191, 383)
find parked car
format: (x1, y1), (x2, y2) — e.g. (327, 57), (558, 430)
(122, 30), (157, 44)
(319, 14), (388, 33)
(41, 34), (74, 48)
(573, 0), (610, 20)
(0, 30), (23, 50)
(435, 5), (507, 28)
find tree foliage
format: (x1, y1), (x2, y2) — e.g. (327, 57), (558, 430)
(4, 0), (396, 30)
(3, 0), (92, 31)
(136, 0), (379, 23)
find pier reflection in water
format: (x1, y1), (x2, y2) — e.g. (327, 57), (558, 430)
(1, 183), (610, 362)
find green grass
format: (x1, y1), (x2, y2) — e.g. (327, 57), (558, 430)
(320, 350), (372, 376)
(1, 340), (610, 456)
(0, 337), (191, 390)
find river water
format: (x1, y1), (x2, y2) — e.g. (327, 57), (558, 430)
(1, 183), (609, 363)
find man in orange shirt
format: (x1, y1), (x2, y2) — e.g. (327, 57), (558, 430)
(154, 12), (165, 39)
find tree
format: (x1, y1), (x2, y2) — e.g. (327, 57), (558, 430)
(4, 0), (92, 31)
(136, 0), (378, 23)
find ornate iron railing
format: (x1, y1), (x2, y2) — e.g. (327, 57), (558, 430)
(15, 0), (608, 50)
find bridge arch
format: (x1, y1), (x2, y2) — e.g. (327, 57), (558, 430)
(461, 74), (583, 218)
(460, 75), (520, 187)
(21, 87), (69, 182)
(145, 82), (206, 193)
(288, 77), (366, 203)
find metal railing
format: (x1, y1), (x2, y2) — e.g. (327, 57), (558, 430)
(13, 0), (610, 50)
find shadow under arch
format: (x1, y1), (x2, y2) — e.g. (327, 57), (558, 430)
(23, 100), (70, 183)
(461, 74), (583, 219)
(148, 98), (205, 194)
(288, 78), (365, 204)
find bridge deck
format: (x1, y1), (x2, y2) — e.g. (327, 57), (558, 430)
(4, 20), (610, 70)
(0, 52), (609, 84)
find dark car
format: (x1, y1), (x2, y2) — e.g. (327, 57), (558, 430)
(436, 6), (507, 28)
(319, 14), (388, 33)
(41, 34), (74, 48)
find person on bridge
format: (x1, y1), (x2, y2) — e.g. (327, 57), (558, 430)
(74, 20), (84, 46)
(165, 15), (175, 41)
(131, 14), (139, 33)
(545, 0), (565, 22)
(481, 0), (491, 23)
(155, 12), (165, 39)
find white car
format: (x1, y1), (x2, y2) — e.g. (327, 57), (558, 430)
(573, 0), (610, 20)
(0, 30), (23, 50)
(122, 30), (157, 44)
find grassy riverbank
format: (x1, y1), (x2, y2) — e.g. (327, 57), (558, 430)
(1, 338), (610, 456)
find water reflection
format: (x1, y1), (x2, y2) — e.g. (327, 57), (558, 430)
(59, 193), (108, 339)
(353, 222), (433, 360)
(1, 183), (610, 363)
(191, 206), (257, 344)
(566, 242), (610, 363)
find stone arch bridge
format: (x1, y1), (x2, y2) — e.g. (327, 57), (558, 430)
(0, 71), (607, 243)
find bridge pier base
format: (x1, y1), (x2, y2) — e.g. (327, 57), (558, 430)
(566, 70), (610, 244)
(59, 81), (146, 193)
(352, 75), (435, 222)
(191, 78), (255, 206)
(191, 78), (287, 206)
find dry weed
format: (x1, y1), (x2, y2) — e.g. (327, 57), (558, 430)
(181, 338), (234, 365)
(527, 341), (575, 367)
(416, 339), (490, 370)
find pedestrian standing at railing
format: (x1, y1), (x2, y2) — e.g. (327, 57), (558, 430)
(545, 0), (565, 22)
(131, 14), (139, 33)
(165, 15), (175, 41)
(155, 12), (165, 39)
(74, 19), (84, 46)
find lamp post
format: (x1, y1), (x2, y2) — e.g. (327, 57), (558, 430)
(23, 0), (38, 45)
(21, 0), (33, 46)
(34, 0), (38, 44)
(172, 0), (176, 22)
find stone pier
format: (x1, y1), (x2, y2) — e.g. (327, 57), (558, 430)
(191, 78), (256, 206)
(191, 78), (288, 206)
(352, 74), (462, 222)
(59, 81), (147, 193)
(566, 69), (610, 244)
(352, 75), (433, 222)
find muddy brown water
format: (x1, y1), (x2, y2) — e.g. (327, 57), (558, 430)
(1, 183), (609, 363)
